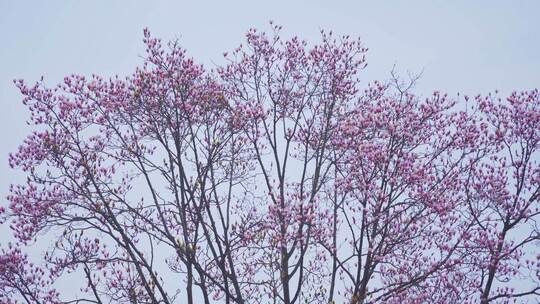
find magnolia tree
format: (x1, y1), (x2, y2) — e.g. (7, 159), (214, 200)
(1, 25), (540, 304)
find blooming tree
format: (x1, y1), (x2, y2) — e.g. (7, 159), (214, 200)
(330, 81), (478, 303)
(459, 90), (540, 303)
(1, 25), (539, 304)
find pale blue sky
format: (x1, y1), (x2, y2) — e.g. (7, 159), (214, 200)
(0, 1), (539, 300)
(1, 0), (539, 226)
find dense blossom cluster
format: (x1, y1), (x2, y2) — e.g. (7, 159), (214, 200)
(1, 25), (539, 303)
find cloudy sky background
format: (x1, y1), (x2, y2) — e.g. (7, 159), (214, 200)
(2, 1), (539, 178)
(1, 0), (539, 278)
(1, 0), (539, 300)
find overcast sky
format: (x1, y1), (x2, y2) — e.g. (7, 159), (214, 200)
(1, 0), (539, 225)
(1, 1), (539, 300)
